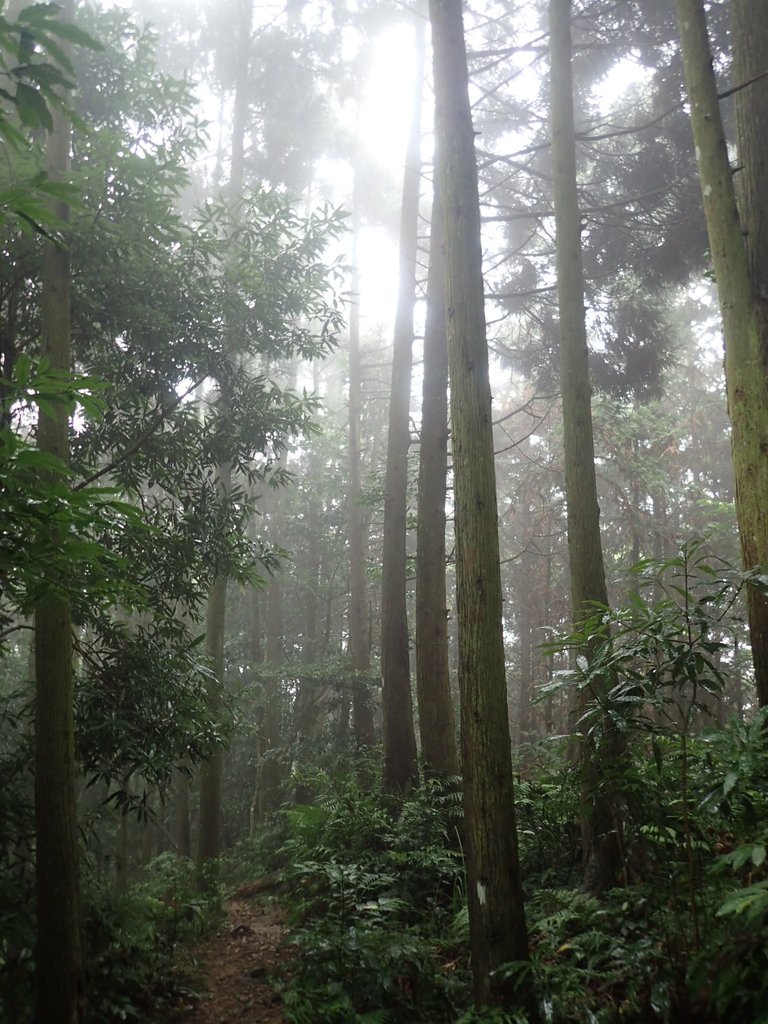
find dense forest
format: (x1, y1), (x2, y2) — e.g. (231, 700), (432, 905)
(1, 1), (767, 1022)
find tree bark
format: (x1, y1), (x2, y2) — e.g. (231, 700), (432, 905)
(429, 0), (536, 1013)
(33, 3), (84, 1019)
(732, 0), (768, 707)
(675, 0), (768, 708)
(380, 12), (425, 794)
(550, 0), (622, 894)
(415, 181), (459, 778)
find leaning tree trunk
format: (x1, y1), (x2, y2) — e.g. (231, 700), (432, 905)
(414, 180), (459, 779)
(731, 0), (768, 707)
(429, 0), (537, 1014)
(380, 12), (425, 794)
(550, 0), (622, 894)
(34, 2), (85, 1019)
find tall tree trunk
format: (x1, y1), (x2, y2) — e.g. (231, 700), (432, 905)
(380, 13), (425, 794)
(429, 0), (536, 1014)
(229, 0), (252, 194)
(550, 0), (622, 894)
(675, 0), (768, 708)
(33, 2), (84, 1017)
(196, 544), (228, 883)
(295, 493), (321, 737)
(197, 0), (252, 885)
(517, 538), (535, 747)
(415, 181), (459, 778)
(732, 0), (768, 707)
(348, 190), (376, 753)
(261, 476), (285, 816)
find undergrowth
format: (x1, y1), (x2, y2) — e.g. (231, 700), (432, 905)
(267, 551), (768, 1024)
(84, 852), (222, 1023)
(267, 722), (768, 1024)
(275, 775), (468, 1024)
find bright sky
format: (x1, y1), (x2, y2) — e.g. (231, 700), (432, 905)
(347, 20), (424, 332)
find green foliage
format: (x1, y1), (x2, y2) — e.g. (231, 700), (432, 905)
(0, 2), (100, 230)
(542, 541), (742, 743)
(84, 854), (219, 1023)
(276, 776), (467, 1023)
(0, 690), (35, 1020)
(514, 757), (582, 885)
(265, 552), (766, 1024)
(0, 362), (144, 631)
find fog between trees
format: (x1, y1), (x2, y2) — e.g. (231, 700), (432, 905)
(1, 1), (767, 1022)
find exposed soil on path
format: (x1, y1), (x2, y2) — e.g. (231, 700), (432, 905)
(182, 884), (288, 1024)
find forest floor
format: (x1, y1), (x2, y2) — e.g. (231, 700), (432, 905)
(182, 885), (288, 1024)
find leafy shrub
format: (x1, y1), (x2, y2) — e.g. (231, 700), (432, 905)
(277, 776), (468, 1023)
(84, 853), (220, 1023)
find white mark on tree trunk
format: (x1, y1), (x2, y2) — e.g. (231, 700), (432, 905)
(704, 184), (712, 197)
(476, 880), (487, 905)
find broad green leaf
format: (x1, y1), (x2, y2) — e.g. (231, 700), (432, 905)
(13, 352), (32, 388)
(14, 447), (70, 474)
(723, 770), (738, 796)
(14, 81), (53, 130)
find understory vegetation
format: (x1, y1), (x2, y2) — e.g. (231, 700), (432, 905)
(1, 1), (767, 1022)
(268, 710), (768, 1024)
(4, 557), (766, 1024)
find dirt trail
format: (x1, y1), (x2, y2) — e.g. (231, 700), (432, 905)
(183, 886), (288, 1024)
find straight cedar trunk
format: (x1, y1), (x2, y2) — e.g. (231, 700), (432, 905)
(295, 492), (321, 735)
(675, 0), (768, 709)
(34, 0), (85, 1016)
(429, 0), (537, 1014)
(293, 490), (321, 804)
(174, 767), (191, 857)
(247, 554), (265, 834)
(517, 539), (536, 747)
(415, 182), (459, 778)
(380, 12), (425, 794)
(348, 192), (376, 752)
(732, 0), (768, 707)
(261, 474), (285, 817)
(197, 539), (229, 880)
(197, 0), (252, 884)
(550, 0), (622, 894)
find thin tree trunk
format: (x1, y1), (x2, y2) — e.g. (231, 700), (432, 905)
(197, 549), (228, 883)
(197, 0), (252, 884)
(429, 0), (536, 1013)
(115, 802), (129, 894)
(550, 0), (622, 894)
(380, 12), (425, 794)
(229, 0), (252, 196)
(415, 181), (459, 778)
(174, 768), (191, 858)
(517, 540), (535, 747)
(261, 477), (285, 816)
(348, 189), (376, 753)
(34, 1), (84, 1015)
(675, 0), (768, 708)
